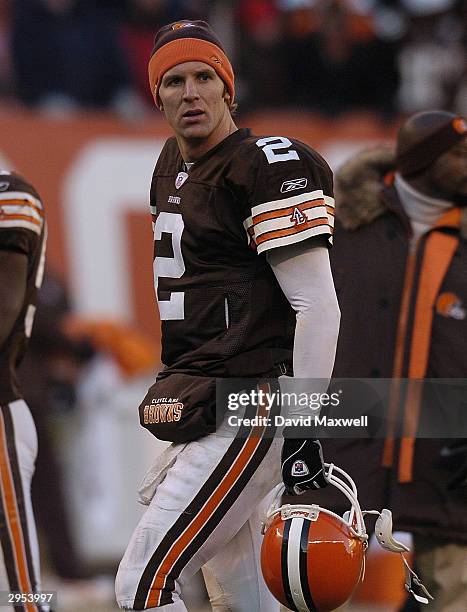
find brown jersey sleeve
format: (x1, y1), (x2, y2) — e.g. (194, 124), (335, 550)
(240, 137), (334, 255)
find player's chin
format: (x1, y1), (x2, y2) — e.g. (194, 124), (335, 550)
(180, 123), (211, 139)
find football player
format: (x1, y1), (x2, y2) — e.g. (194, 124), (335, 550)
(115, 21), (340, 611)
(0, 171), (47, 610)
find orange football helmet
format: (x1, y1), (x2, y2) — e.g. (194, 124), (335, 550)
(261, 464), (367, 611)
(261, 464), (433, 611)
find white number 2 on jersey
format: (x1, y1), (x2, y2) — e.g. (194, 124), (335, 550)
(153, 212), (185, 320)
(256, 136), (299, 164)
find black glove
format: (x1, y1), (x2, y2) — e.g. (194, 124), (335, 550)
(437, 440), (467, 490)
(281, 438), (328, 495)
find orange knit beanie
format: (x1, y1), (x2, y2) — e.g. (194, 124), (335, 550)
(148, 20), (235, 107)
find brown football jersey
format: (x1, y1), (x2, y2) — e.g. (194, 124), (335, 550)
(0, 172), (46, 403)
(150, 128), (334, 377)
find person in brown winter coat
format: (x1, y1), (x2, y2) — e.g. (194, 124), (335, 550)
(321, 110), (467, 612)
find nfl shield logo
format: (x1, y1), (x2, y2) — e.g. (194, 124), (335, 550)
(291, 460), (309, 476)
(175, 172), (188, 190)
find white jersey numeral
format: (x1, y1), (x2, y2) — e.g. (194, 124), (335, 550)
(35, 224), (47, 289)
(153, 212), (185, 320)
(256, 136), (299, 164)
(24, 223), (47, 338)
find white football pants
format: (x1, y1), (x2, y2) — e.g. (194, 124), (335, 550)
(116, 424), (282, 611)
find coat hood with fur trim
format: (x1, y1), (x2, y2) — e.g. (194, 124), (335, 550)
(335, 147), (467, 239)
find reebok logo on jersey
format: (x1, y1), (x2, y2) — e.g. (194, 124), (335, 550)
(168, 195), (181, 205)
(0, 181), (9, 191)
(290, 207), (307, 226)
(291, 460), (309, 477)
(280, 177), (307, 193)
(175, 172), (188, 189)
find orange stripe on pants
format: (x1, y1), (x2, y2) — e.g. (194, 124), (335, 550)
(147, 392), (271, 608)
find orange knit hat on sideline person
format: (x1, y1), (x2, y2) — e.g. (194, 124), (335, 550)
(148, 20), (235, 107)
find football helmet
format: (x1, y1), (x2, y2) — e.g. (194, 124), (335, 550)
(261, 464), (433, 611)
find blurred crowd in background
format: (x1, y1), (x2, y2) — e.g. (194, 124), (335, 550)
(0, 0), (465, 120)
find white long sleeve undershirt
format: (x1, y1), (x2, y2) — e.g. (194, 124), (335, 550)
(267, 241), (340, 414)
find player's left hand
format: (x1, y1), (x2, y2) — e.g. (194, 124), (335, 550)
(281, 438), (328, 495)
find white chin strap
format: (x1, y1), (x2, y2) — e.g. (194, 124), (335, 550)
(263, 463), (434, 605)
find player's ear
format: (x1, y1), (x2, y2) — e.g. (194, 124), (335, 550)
(156, 93), (164, 112)
(223, 87), (231, 106)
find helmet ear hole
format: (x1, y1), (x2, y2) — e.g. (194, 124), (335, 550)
(343, 510), (351, 523)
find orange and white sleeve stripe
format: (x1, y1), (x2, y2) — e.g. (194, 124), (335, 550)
(243, 190), (334, 254)
(0, 191), (44, 235)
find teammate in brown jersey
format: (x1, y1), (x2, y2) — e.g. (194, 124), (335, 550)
(0, 171), (47, 610)
(116, 21), (340, 611)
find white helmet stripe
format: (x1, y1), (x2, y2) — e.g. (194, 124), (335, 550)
(281, 519), (298, 610)
(287, 518), (312, 612)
